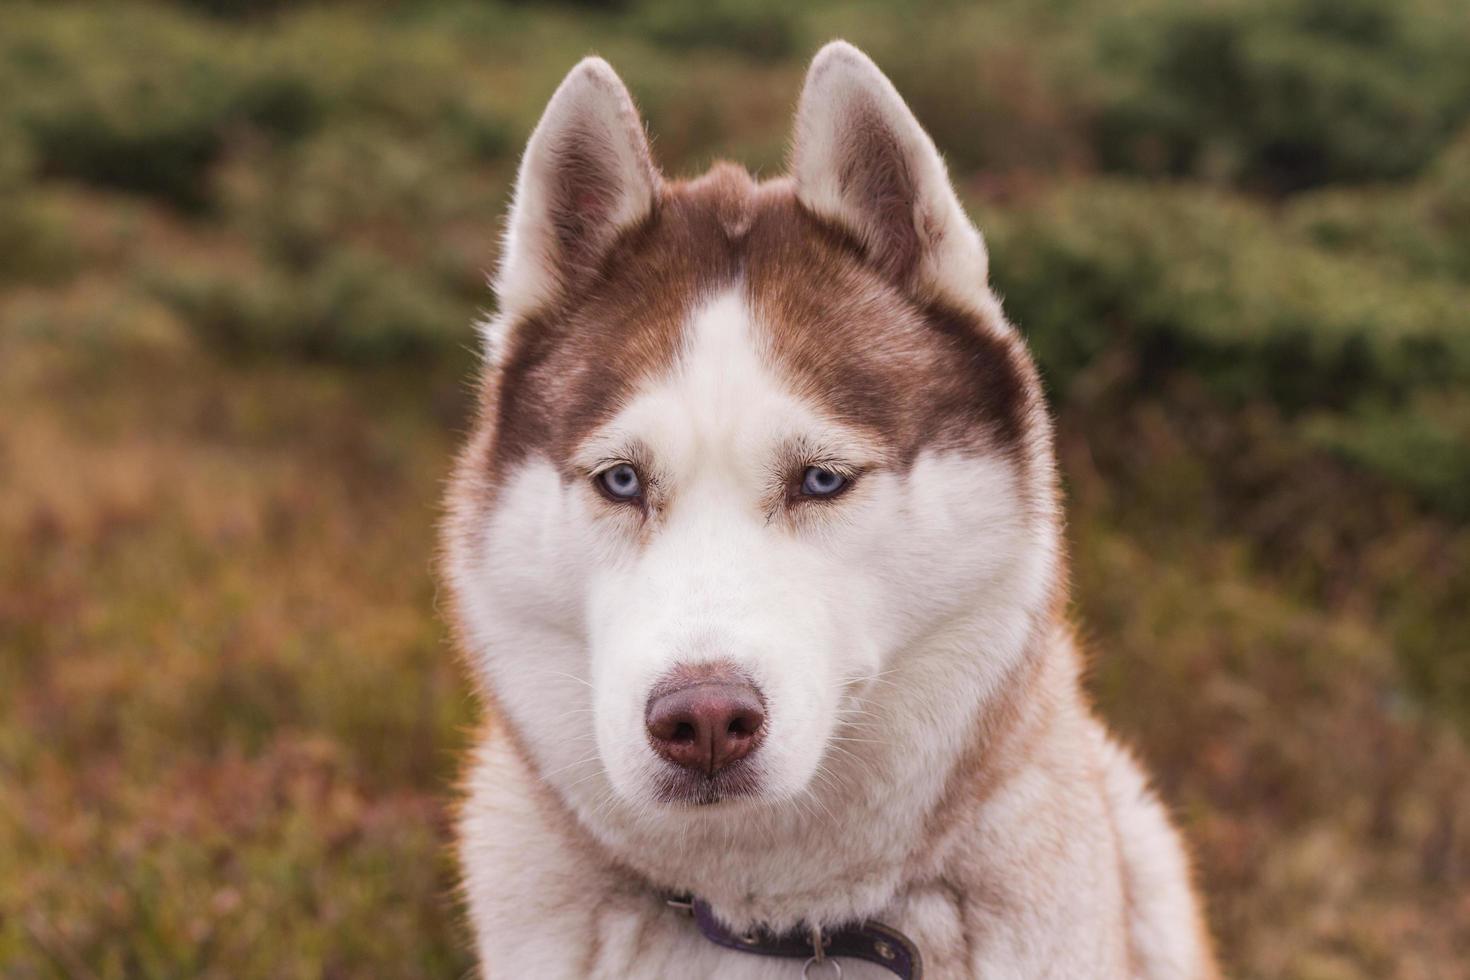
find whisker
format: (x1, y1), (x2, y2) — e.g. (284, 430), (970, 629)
(539, 669), (595, 690)
(539, 752), (602, 780)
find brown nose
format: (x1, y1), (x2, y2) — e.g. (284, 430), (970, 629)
(645, 668), (765, 775)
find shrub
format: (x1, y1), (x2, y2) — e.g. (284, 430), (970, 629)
(1288, 125), (1470, 282)
(634, 0), (802, 62)
(156, 249), (472, 363)
(1091, 0), (1470, 191)
(1306, 392), (1470, 518)
(0, 126), (75, 283)
(0, 196), (80, 286)
(293, 248), (472, 362)
(985, 181), (1470, 411)
(173, 0), (293, 19)
(0, 8), (323, 210)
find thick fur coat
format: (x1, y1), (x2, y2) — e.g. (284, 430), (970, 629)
(442, 42), (1219, 979)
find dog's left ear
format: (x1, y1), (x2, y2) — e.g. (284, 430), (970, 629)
(791, 42), (989, 311)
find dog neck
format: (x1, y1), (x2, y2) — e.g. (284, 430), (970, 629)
(564, 608), (1071, 935)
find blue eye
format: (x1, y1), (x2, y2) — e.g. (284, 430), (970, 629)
(596, 463), (642, 501)
(800, 466), (848, 498)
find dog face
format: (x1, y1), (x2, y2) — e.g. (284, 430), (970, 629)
(445, 44), (1058, 822)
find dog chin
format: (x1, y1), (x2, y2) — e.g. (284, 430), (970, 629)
(650, 760), (766, 808)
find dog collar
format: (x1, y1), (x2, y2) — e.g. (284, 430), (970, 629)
(666, 894), (924, 979)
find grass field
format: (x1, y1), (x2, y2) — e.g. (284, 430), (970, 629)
(2, 1), (1468, 977)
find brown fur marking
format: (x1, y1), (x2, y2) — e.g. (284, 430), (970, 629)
(480, 164), (1034, 492)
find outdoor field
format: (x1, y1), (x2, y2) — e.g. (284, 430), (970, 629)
(2, 1), (1468, 976)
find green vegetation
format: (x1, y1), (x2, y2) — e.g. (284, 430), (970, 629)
(1091, 0), (1470, 190)
(1, 1), (1466, 977)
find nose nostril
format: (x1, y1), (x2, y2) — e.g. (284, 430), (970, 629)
(645, 669), (766, 776)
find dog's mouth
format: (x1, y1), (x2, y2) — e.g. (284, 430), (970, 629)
(652, 759), (763, 807)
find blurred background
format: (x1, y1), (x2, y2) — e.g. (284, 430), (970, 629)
(2, 0), (1468, 976)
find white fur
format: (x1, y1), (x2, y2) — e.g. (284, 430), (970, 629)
(453, 286), (1056, 865)
(447, 41), (1217, 980)
(452, 287), (1065, 972)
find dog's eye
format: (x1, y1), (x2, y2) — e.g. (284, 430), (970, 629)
(799, 466), (848, 498)
(595, 463), (643, 501)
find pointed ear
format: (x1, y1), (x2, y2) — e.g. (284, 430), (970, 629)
(791, 42), (989, 310)
(495, 57), (660, 319)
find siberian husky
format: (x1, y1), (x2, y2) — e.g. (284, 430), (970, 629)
(443, 41), (1219, 979)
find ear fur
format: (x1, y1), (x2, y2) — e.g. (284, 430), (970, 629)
(791, 41), (991, 313)
(494, 57), (660, 322)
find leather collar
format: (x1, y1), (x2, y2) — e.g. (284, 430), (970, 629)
(667, 894), (924, 979)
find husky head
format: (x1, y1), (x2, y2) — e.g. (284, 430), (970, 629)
(446, 44), (1059, 828)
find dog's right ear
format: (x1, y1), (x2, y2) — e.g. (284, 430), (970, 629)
(791, 42), (991, 316)
(494, 58), (660, 323)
